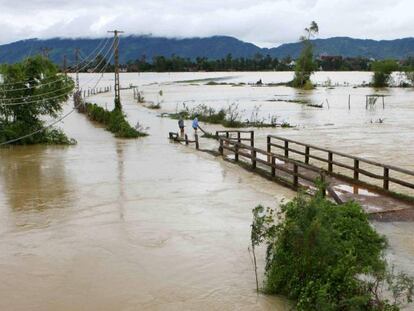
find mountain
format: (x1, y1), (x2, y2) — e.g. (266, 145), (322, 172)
(0, 36), (261, 65)
(266, 37), (414, 59)
(1, 35), (414, 65)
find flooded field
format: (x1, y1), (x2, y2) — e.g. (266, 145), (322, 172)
(0, 72), (413, 310)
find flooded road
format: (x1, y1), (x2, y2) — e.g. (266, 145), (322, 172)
(0, 101), (293, 310)
(0, 72), (413, 310)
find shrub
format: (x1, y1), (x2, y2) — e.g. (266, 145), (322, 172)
(0, 56), (75, 145)
(371, 60), (399, 87)
(251, 193), (414, 310)
(85, 103), (147, 138)
(0, 120), (75, 145)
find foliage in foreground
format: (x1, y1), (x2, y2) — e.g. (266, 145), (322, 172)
(0, 56), (75, 145)
(85, 103), (147, 138)
(251, 193), (414, 311)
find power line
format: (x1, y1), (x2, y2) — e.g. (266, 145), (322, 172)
(0, 37), (113, 89)
(71, 37), (113, 73)
(0, 48), (115, 106)
(0, 57), (113, 146)
(0, 38), (115, 94)
(76, 37), (111, 65)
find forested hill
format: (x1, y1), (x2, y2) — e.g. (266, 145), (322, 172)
(1, 35), (414, 64)
(269, 37), (414, 59)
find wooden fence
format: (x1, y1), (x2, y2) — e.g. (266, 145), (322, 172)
(218, 135), (326, 192)
(215, 130), (254, 147)
(169, 132), (199, 150)
(81, 86), (112, 99)
(267, 135), (414, 193)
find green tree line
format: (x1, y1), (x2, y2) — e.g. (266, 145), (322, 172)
(120, 54), (414, 73)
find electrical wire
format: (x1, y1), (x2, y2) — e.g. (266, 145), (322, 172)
(0, 37), (114, 92)
(72, 37), (111, 68)
(70, 37), (113, 73)
(0, 46), (115, 107)
(0, 42), (114, 104)
(0, 49), (115, 146)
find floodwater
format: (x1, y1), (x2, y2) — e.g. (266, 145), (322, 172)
(0, 72), (413, 310)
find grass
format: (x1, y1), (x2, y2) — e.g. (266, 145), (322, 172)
(85, 103), (148, 138)
(166, 103), (294, 129)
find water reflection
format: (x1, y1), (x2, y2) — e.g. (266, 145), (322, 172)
(116, 140), (125, 221)
(0, 146), (72, 227)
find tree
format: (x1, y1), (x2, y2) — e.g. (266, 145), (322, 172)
(292, 21), (319, 89)
(403, 60), (414, 87)
(371, 60), (399, 87)
(405, 71), (414, 86)
(251, 192), (414, 310)
(0, 55), (75, 145)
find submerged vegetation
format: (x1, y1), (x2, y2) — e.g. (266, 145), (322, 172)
(251, 192), (414, 311)
(0, 56), (75, 145)
(85, 103), (147, 138)
(166, 103), (293, 128)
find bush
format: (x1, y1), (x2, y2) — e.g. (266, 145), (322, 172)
(0, 56), (75, 145)
(251, 193), (414, 310)
(371, 60), (399, 87)
(85, 103), (147, 138)
(0, 120), (75, 145)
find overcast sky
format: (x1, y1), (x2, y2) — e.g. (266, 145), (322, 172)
(0, 0), (412, 47)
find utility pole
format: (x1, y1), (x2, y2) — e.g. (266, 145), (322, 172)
(40, 47), (52, 59)
(74, 48), (80, 92)
(108, 30), (124, 110)
(63, 54), (67, 77)
(73, 48), (84, 112)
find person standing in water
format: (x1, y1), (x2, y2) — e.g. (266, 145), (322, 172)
(192, 116), (199, 133)
(178, 116), (185, 136)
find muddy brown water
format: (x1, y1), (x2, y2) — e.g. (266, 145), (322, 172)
(0, 72), (413, 310)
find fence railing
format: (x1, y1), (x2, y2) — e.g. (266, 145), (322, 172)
(81, 86), (111, 99)
(169, 132), (199, 150)
(218, 136), (326, 192)
(267, 135), (414, 193)
(216, 130), (254, 147)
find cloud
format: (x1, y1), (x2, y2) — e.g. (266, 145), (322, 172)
(0, 0), (413, 47)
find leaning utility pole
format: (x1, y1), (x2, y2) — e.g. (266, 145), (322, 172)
(108, 30), (124, 110)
